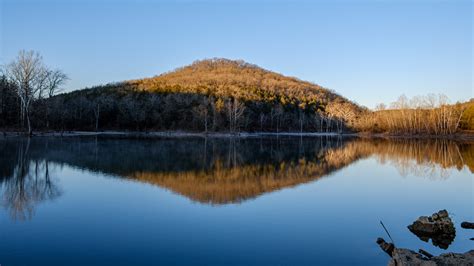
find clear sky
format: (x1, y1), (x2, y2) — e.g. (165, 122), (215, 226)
(1, 0), (472, 108)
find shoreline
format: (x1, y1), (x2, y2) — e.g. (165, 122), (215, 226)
(1, 130), (473, 140)
(0, 130), (354, 139)
(357, 131), (474, 141)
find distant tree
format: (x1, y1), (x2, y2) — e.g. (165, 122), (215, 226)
(193, 100), (210, 133)
(225, 98), (246, 133)
(271, 104), (284, 133)
(375, 103), (386, 111)
(0, 74), (19, 128)
(89, 96), (107, 131)
(144, 94), (162, 131)
(119, 95), (146, 130)
(44, 69), (68, 98)
(298, 110), (305, 133)
(259, 112), (266, 132)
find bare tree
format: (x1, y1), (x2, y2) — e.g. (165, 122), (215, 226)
(259, 112), (266, 132)
(6, 50), (67, 135)
(93, 103), (101, 132)
(44, 70), (68, 129)
(298, 111), (305, 133)
(356, 94), (467, 135)
(193, 102), (210, 133)
(375, 103), (387, 111)
(271, 104), (284, 133)
(226, 98), (246, 133)
(44, 69), (68, 98)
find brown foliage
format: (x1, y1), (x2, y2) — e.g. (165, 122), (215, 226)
(356, 95), (471, 135)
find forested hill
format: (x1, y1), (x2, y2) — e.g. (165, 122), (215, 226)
(38, 59), (365, 132)
(130, 58), (355, 109)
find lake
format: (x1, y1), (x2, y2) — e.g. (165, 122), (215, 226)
(0, 136), (472, 265)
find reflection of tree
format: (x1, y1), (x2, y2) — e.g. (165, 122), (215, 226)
(0, 137), (472, 208)
(364, 139), (471, 180)
(0, 139), (61, 220)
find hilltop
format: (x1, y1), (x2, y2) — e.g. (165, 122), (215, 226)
(130, 58), (356, 110)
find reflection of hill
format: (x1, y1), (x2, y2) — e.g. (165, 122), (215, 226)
(128, 156), (362, 204)
(0, 137), (472, 209)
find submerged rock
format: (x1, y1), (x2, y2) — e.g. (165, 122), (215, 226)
(461, 222), (474, 230)
(463, 221), (474, 242)
(407, 209), (456, 249)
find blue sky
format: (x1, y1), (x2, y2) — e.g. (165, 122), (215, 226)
(1, 0), (472, 108)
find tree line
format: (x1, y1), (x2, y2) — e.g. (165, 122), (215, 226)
(0, 78), (360, 133)
(355, 95), (473, 135)
(0, 51), (472, 135)
(30, 85), (358, 133)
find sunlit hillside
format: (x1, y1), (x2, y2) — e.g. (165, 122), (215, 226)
(131, 58), (357, 110)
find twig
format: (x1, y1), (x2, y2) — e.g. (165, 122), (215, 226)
(380, 221), (395, 244)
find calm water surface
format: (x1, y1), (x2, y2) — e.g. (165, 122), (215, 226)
(0, 136), (472, 265)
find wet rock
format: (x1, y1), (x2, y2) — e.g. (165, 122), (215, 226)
(388, 248), (474, 266)
(431, 250), (474, 265)
(377, 239), (474, 266)
(408, 209), (456, 249)
(377, 238), (394, 256)
(438, 209), (449, 218)
(388, 248), (431, 266)
(461, 222), (474, 230)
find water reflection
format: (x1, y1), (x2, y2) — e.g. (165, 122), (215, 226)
(348, 138), (473, 180)
(0, 136), (472, 219)
(0, 139), (61, 220)
(409, 226), (456, 250)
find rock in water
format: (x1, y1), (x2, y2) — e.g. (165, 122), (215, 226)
(388, 249), (431, 266)
(376, 238), (395, 256)
(376, 237), (474, 265)
(388, 249), (474, 266)
(461, 222), (474, 230)
(407, 209), (456, 249)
